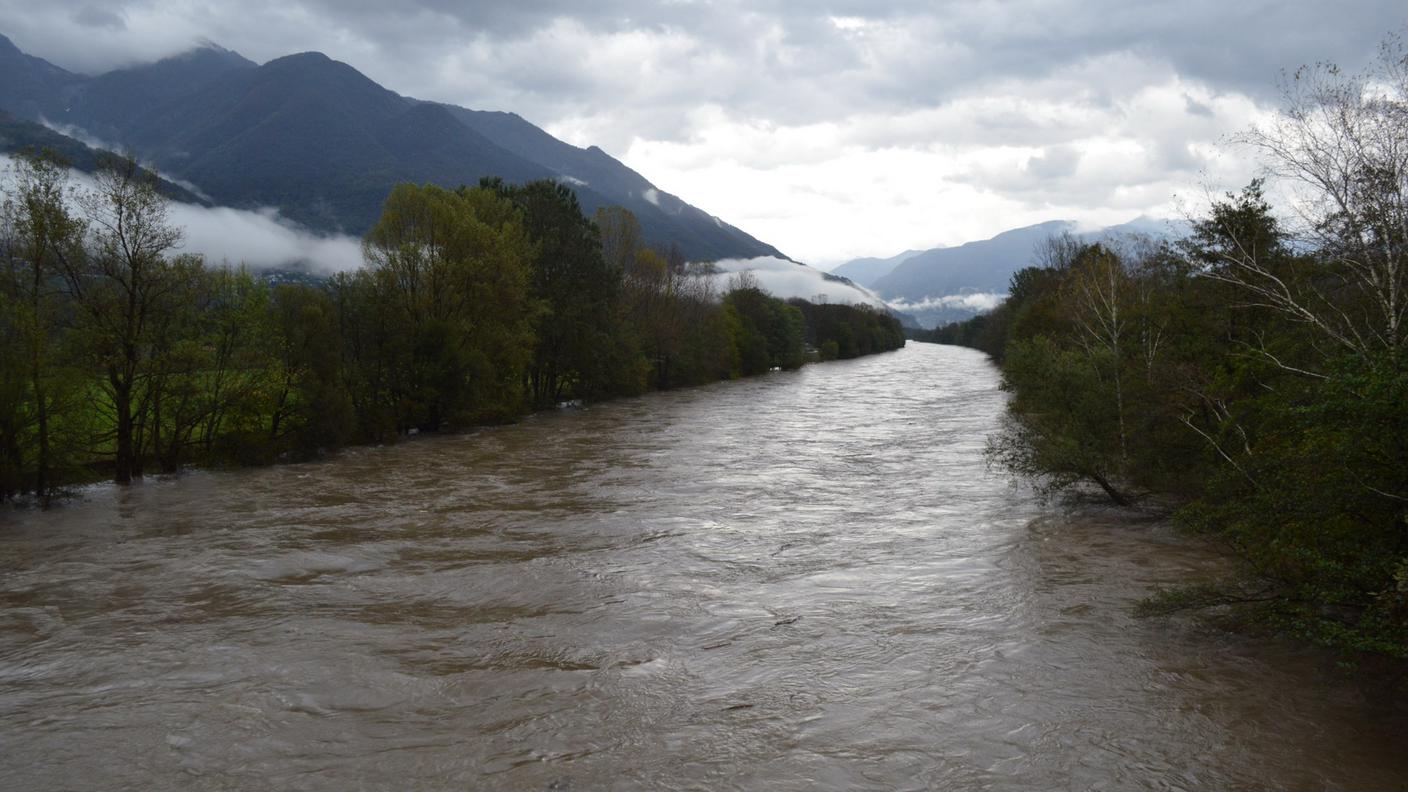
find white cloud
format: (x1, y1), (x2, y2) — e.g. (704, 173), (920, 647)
(887, 293), (1007, 313)
(706, 256), (886, 307)
(1, 155), (363, 272)
(621, 73), (1273, 265)
(168, 205), (363, 272)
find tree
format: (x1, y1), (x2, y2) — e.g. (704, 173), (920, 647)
(1221, 37), (1408, 358)
(146, 266), (269, 472)
(1063, 243), (1135, 464)
(59, 157), (189, 484)
(979, 238), (1172, 504)
(263, 283), (353, 457)
(0, 152), (87, 503)
(360, 183), (538, 430)
(485, 179), (638, 404)
(141, 253), (209, 473)
(595, 205), (644, 275)
(991, 336), (1135, 506)
(723, 283), (806, 375)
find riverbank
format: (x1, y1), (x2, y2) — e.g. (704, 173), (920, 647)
(919, 219), (1408, 659)
(4, 166), (906, 505)
(3, 340), (908, 512)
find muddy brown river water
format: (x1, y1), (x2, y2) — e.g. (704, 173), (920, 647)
(1, 343), (1405, 790)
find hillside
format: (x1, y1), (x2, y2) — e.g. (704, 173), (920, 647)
(828, 249), (924, 288)
(440, 106), (784, 261)
(847, 217), (1183, 327)
(0, 111), (210, 204)
(0, 34), (784, 262)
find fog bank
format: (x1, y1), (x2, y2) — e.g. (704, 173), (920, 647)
(1, 155), (364, 273)
(707, 256), (886, 308)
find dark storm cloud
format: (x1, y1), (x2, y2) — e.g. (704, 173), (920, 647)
(3, 1), (1399, 124)
(0, 0), (1399, 261)
(70, 6), (125, 31)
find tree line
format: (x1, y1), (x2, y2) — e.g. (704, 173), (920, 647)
(921, 44), (1408, 657)
(1, 160), (903, 505)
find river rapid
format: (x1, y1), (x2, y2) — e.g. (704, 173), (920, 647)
(1, 343), (1404, 790)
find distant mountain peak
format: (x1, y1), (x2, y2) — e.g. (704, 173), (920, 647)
(272, 51), (334, 65)
(256, 51), (384, 91)
(174, 40), (256, 66)
(191, 37), (235, 53)
(857, 216), (1186, 328)
(105, 42), (258, 76)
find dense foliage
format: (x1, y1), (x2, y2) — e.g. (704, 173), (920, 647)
(791, 299), (908, 362)
(0, 156), (903, 505)
(927, 44), (1408, 656)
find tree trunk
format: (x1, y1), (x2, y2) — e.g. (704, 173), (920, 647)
(34, 381), (50, 507)
(150, 387), (163, 473)
(31, 261), (51, 507)
(1090, 472), (1132, 507)
(114, 386), (134, 485)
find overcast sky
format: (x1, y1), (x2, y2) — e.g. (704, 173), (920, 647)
(2, 1), (1401, 265)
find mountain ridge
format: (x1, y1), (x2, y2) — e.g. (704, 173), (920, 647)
(0, 109), (210, 204)
(873, 220), (1076, 301)
(0, 35), (784, 262)
(835, 217), (1186, 327)
(828, 248), (925, 288)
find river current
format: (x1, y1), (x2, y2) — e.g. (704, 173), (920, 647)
(1, 343), (1404, 790)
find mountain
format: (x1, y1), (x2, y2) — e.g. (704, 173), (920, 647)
(0, 34), (82, 121)
(0, 35), (784, 262)
(828, 248), (924, 288)
(0, 110), (210, 204)
(873, 220), (1074, 302)
(438, 106), (783, 261)
(101, 51), (558, 233)
(53, 45), (258, 144)
(865, 217), (1185, 328)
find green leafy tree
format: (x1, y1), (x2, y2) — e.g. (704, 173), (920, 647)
(262, 283), (354, 458)
(991, 336), (1134, 505)
(360, 183), (538, 430)
(723, 282), (806, 375)
(485, 179), (639, 404)
(0, 151), (87, 503)
(56, 157), (191, 484)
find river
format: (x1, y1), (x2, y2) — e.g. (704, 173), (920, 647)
(1, 343), (1404, 790)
